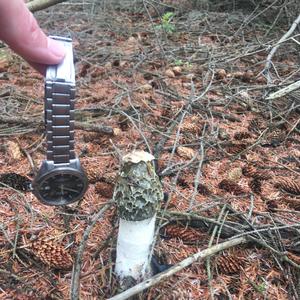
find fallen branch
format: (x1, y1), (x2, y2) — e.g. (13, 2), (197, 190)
(0, 115), (114, 136)
(108, 237), (246, 300)
(264, 14), (300, 84)
(27, 0), (68, 13)
(265, 80), (300, 100)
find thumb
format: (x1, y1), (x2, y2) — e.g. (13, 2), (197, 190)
(0, 0), (65, 66)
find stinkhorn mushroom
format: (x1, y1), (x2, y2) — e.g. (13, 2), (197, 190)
(114, 150), (163, 289)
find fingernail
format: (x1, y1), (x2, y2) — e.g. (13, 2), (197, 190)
(47, 37), (66, 60)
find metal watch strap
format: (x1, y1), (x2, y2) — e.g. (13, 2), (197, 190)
(45, 36), (75, 165)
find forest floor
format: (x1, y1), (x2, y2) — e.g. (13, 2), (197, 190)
(0, 1), (299, 299)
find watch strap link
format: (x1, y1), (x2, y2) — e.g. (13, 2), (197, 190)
(45, 36), (76, 165)
(45, 81), (75, 164)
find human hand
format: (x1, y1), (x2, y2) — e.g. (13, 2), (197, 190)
(0, 0), (65, 74)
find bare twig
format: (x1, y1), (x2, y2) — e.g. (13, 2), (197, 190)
(264, 14), (300, 84)
(108, 237), (246, 300)
(0, 115), (114, 136)
(265, 80), (300, 100)
(70, 201), (113, 300)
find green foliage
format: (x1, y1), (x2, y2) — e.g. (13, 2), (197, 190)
(174, 59), (183, 66)
(155, 11), (176, 34)
(174, 59), (192, 69)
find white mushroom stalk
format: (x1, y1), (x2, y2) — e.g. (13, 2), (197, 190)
(114, 151), (163, 289)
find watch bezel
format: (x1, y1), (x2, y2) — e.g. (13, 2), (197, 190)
(32, 167), (88, 206)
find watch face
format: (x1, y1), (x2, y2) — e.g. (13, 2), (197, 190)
(37, 172), (86, 204)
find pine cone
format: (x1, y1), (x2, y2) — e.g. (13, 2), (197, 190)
(242, 164), (257, 177)
(0, 172), (31, 191)
(177, 176), (189, 188)
(261, 129), (285, 147)
(218, 179), (245, 195)
(197, 183), (211, 196)
(30, 238), (73, 270)
(242, 165), (271, 180)
(227, 143), (248, 155)
(234, 131), (252, 140)
(280, 197), (300, 210)
(176, 146), (195, 160)
(81, 160), (101, 183)
(118, 114), (130, 131)
(274, 178), (300, 195)
(248, 117), (266, 133)
(216, 254), (243, 274)
(249, 179), (262, 194)
(252, 170), (272, 181)
(163, 225), (203, 243)
(266, 199), (278, 212)
(181, 117), (201, 135)
(100, 172), (117, 184)
(94, 181), (114, 198)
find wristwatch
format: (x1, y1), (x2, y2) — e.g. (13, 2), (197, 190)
(32, 36), (88, 206)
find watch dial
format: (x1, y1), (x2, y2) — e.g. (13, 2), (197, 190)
(38, 173), (85, 203)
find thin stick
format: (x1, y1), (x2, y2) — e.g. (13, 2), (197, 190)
(70, 202), (113, 300)
(264, 14), (300, 83)
(0, 115), (114, 136)
(265, 80), (300, 100)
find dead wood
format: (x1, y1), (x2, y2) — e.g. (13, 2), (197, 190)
(108, 237), (247, 300)
(0, 115), (114, 136)
(27, 0), (69, 13)
(264, 14), (300, 84)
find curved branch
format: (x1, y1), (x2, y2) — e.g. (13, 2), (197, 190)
(264, 14), (300, 84)
(27, 0), (69, 13)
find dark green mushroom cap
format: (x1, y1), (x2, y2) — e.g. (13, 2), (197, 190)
(114, 151), (163, 221)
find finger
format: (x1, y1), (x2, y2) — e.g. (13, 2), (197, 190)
(27, 61), (47, 76)
(0, 0), (65, 65)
